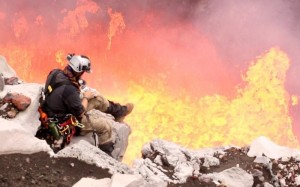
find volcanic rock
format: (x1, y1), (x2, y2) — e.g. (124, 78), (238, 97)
(11, 93), (31, 111)
(4, 77), (19, 85)
(2, 92), (14, 103)
(0, 56), (16, 78)
(7, 108), (18, 118)
(2, 92), (31, 111)
(0, 73), (4, 92)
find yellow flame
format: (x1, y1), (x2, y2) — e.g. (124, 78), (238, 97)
(113, 48), (299, 165)
(107, 8), (126, 50)
(57, 0), (99, 37)
(292, 95), (299, 106)
(55, 50), (66, 67)
(1, 47), (32, 80)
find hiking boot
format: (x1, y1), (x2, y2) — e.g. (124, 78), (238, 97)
(115, 103), (134, 122)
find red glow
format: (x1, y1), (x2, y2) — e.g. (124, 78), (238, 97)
(0, 0), (299, 164)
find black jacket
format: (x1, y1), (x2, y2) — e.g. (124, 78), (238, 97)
(42, 69), (84, 118)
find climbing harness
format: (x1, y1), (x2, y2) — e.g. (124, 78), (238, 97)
(36, 109), (85, 151)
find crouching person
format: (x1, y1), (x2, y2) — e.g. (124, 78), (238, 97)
(36, 54), (133, 156)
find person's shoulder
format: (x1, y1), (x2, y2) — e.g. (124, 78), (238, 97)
(50, 68), (63, 74)
(47, 68), (63, 77)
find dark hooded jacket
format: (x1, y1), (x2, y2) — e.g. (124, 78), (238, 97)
(42, 69), (84, 118)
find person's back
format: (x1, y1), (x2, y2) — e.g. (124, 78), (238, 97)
(42, 69), (84, 118)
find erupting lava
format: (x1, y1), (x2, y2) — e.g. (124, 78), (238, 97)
(118, 48), (299, 164)
(0, 0), (299, 165)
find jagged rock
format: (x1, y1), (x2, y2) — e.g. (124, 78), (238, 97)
(4, 77), (19, 85)
(0, 83), (43, 134)
(0, 74), (4, 92)
(111, 120), (131, 161)
(3, 92), (31, 111)
(11, 93), (31, 111)
(73, 178), (111, 187)
(110, 173), (145, 187)
(0, 117), (52, 154)
(251, 169), (263, 177)
(3, 92), (14, 103)
(202, 156), (220, 168)
(210, 167), (254, 187)
(247, 136), (300, 159)
(295, 175), (300, 185)
(0, 103), (8, 111)
(7, 108), (18, 118)
(0, 56), (16, 78)
(135, 139), (223, 185)
(254, 156), (271, 165)
(56, 140), (132, 175)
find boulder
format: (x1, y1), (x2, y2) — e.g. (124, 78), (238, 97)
(11, 93), (31, 111)
(0, 56), (16, 78)
(4, 77), (19, 85)
(110, 173), (145, 187)
(56, 140), (132, 175)
(2, 92), (14, 103)
(111, 120), (132, 161)
(210, 167), (254, 187)
(7, 108), (18, 118)
(0, 83), (43, 134)
(3, 92), (31, 111)
(0, 73), (4, 92)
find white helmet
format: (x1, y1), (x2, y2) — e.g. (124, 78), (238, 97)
(67, 54), (91, 73)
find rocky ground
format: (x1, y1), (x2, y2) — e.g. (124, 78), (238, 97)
(1, 147), (300, 187)
(0, 152), (111, 187)
(1, 73), (299, 187)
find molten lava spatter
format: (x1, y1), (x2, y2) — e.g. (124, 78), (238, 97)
(117, 48), (299, 164)
(107, 8), (126, 50)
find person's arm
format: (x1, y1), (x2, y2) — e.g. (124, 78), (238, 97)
(79, 91), (94, 117)
(63, 86), (92, 118)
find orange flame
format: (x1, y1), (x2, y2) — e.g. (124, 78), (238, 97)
(292, 96), (299, 106)
(0, 1), (298, 166)
(107, 8), (126, 50)
(117, 48), (299, 164)
(55, 51), (66, 67)
(57, 0), (99, 37)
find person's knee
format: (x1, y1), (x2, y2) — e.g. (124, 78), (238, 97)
(87, 96), (109, 112)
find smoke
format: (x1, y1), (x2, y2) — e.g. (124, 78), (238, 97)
(190, 0), (300, 139)
(91, 0), (300, 95)
(0, 0), (299, 90)
(95, 0), (300, 138)
(192, 0), (300, 94)
(0, 0), (299, 118)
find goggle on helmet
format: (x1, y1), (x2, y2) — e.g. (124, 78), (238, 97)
(68, 54), (91, 73)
